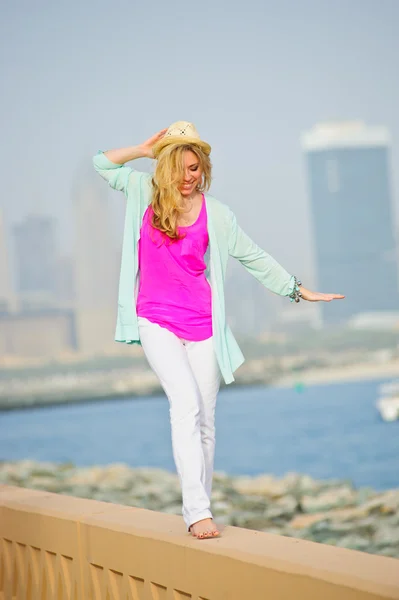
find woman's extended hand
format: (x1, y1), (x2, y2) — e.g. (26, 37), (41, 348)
(299, 286), (345, 302)
(140, 128), (168, 158)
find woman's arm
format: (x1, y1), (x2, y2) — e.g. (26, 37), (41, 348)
(227, 210), (344, 302)
(227, 210), (293, 295)
(93, 129), (167, 194)
(103, 145), (148, 164)
(105, 129), (167, 163)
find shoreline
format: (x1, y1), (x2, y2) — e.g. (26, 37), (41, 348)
(1, 361), (398, 412)
(273, 360), (399, 388)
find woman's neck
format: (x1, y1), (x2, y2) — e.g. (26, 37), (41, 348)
(180, 190), (202, 206)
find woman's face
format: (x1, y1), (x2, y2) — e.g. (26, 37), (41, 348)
(178, 150), (203, 196)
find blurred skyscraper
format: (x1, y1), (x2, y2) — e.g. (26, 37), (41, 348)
(55, 255), (76, 309)
(225, 262), (277, 336)
(0, 211), (79, 358)
(302, 121), (399, 324)
(73, 168), (119, 354)
(13, 214), (58, 308)
(0, 210), (16, 313)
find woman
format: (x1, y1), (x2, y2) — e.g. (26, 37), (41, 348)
(93, 121), (344, 540)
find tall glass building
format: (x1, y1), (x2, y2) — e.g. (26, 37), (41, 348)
(301, 122), (399, 325)
(13, 215), (58, 303)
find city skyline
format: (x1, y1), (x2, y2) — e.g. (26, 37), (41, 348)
(4, 119), (399, 340)
(2, 115), (399, 316)
(2, 0), (399, 359)
(2, 0), (399, 288)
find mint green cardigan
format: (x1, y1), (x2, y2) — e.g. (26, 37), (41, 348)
(93, 152), (295, 384)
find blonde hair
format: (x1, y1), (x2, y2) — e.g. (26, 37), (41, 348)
(151, 143), (212, 240)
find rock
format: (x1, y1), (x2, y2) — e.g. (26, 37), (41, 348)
(213, 471), (231, 483)
(96, 464), (135, 491)
(232, 475), (289, 498)
(273, 495), (298, 516)
(261, 527), (282, 535)
(67, 467), (105, 487)
(213, 514), (232, 526)
(373, 523), (399, 548)
(296, 475), (354, 496)
(232, 473), (353, 501)
(263, 503), (295, 523)
(57, 462), (75, 472)
(339, 490), (399, 520)
(303, 520), (343, 543)
(212, 501), (232, 515)
(301, 486), (356, 513)
(355, 487), (376, 505)
(289, 513), (327, 530)
(3, 460), (60, 482)
(62, 485), (94, 498)
(374, 546), (399, 558)
(132, 467), (179, 486)
(290, 474), (322, 496)
(336, 535), (370, 551)
(231, 512), (272, 530)
(211, 489), (227, 502)
(26, 476), (65, 493)
(342, 517), (376, 538)
(232, 495), (268, 513)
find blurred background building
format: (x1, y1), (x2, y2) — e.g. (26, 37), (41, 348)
(224, 262), (278, 336)
(302, 121), (399, 326)
(0, 169), (122, 359)
(0, 309), (77, 357)
(0, 211), (79, 358)
(72, 168), (120, 355)
(13, 214), (58, 309)
(0, 210), (16, 314)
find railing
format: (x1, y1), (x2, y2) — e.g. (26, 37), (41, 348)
(1, 484), (398, 600)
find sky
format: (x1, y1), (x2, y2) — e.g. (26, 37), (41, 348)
(1, 0), (399, 287)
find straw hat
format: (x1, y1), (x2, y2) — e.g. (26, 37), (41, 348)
(152, 121), (211, 158)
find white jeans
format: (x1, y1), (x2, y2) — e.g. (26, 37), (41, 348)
(137, 317), (221, 530)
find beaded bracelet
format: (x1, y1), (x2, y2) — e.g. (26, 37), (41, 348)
(289, 276), (303, 303)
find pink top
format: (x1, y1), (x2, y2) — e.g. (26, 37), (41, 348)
(136, 195), (213, 341)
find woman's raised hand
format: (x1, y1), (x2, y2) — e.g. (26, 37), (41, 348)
(299, 286), (345, 302)
(140, 128), (168, 158)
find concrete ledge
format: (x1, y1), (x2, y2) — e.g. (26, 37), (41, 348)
(1, 485), (398, 599)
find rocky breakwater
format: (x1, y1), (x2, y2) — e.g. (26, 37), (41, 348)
(1, 460), (398, 558)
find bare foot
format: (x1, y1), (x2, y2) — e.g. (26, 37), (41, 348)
(189, 518), (220, 539)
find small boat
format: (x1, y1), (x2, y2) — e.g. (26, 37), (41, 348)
(376, 380), (399, 422)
